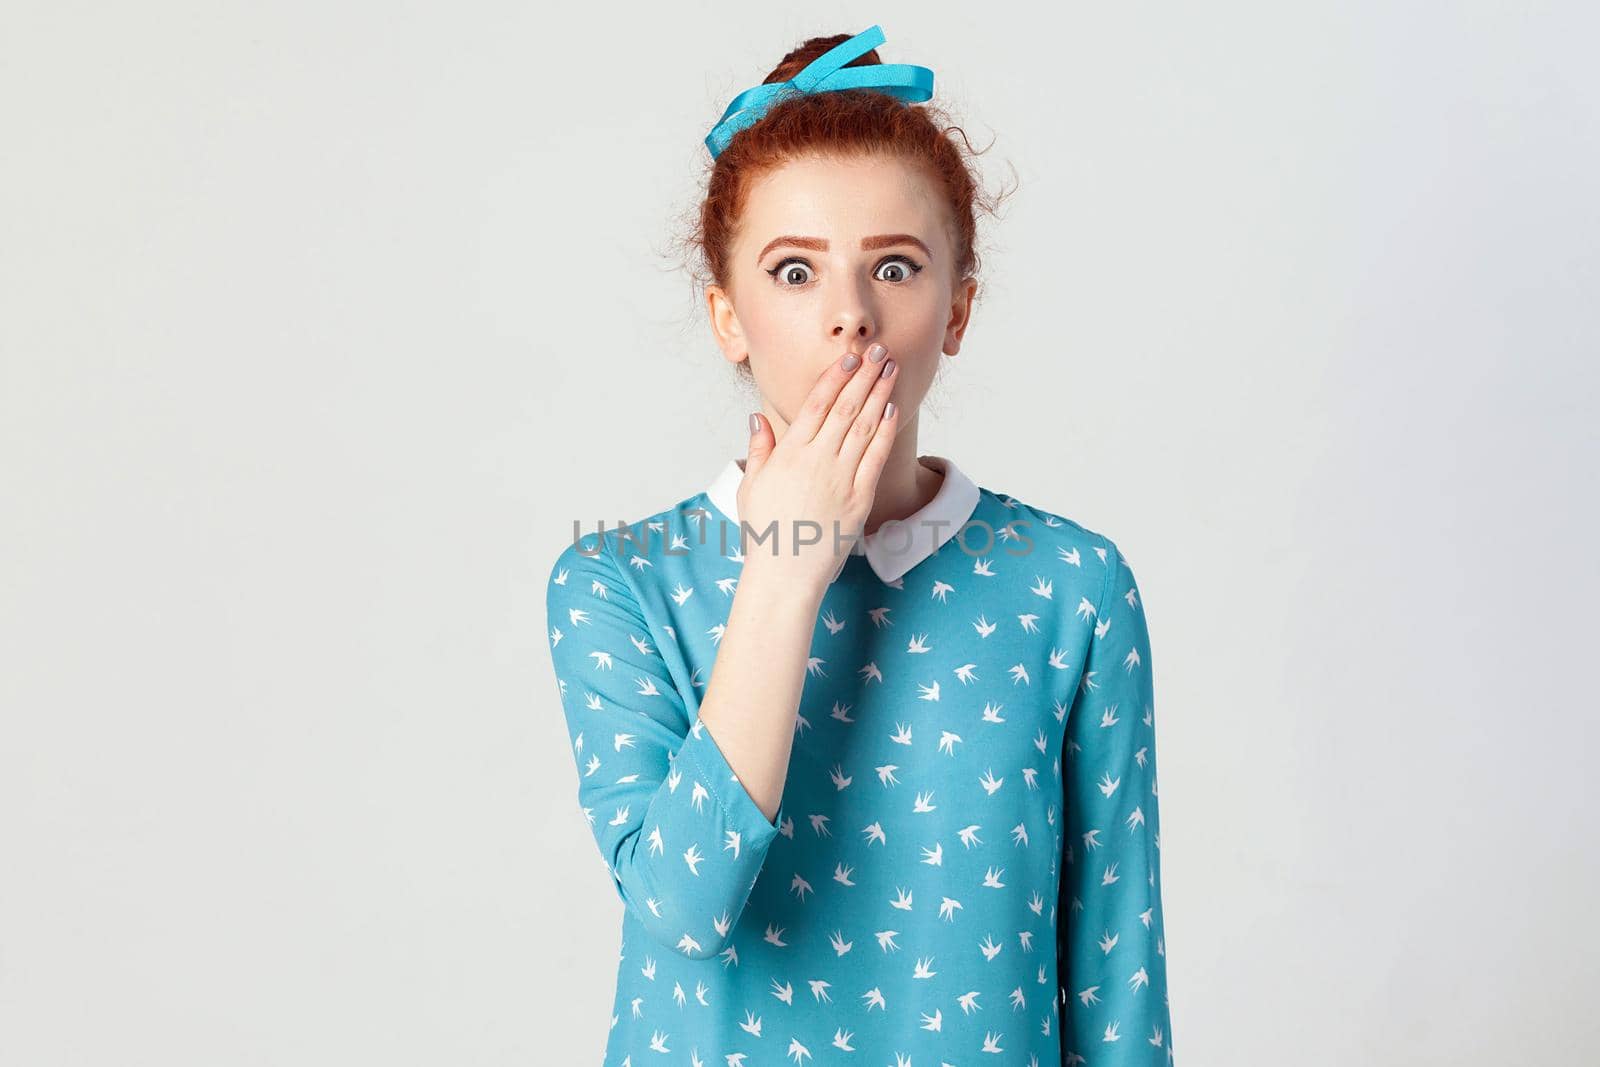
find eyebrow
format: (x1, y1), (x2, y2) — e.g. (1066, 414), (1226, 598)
(757, 233), (934, 263)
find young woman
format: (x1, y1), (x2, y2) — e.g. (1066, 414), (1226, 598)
(545, 26), (1176, 1066)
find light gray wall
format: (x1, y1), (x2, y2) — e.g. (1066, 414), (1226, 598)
(3, 3), (1596, 1064)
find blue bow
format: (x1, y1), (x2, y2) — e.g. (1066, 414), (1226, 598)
(705, 25), (936, 160)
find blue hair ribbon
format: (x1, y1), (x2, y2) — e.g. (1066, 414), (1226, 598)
(704, 25), (935, 160)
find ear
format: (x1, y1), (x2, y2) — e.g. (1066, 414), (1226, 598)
(942, 278), (978, 357)
(706, 284), (748, 368)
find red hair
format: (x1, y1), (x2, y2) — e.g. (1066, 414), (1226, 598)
(683, 31), (1014, 379)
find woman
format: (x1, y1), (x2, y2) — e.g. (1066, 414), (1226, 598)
(545, 26), (1176, 1065)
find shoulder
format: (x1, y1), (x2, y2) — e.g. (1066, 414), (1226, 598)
(544, 485), (711, 594)
(971, 483), (1121, 566)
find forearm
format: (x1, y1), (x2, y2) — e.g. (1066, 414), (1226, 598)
(694, 558), (828, 824)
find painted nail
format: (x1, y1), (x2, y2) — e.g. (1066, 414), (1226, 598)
(882, 359), (896, 377)
(885, 400), (897, 419)
(842, 353), (861, 371)
(867, 343), (887, 362)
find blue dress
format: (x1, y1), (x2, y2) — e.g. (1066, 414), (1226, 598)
(544, 455), (1175, 1065)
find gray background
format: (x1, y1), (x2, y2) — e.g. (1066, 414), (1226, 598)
(3, 2), (1597, 1064)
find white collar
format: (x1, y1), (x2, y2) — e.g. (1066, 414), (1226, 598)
(703, 453), (982, 584)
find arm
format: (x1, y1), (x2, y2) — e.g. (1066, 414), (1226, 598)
(544, 533), (785, 960)
(1058, 539), (1175, 1062)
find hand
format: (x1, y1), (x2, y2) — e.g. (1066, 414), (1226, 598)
(735, 344), (901, 591)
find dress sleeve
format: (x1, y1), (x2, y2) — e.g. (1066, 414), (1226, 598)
(544, 533), (781, 960)
(1057, 538), (1175, 1062)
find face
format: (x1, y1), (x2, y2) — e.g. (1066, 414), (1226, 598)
(706, 153), (977, 432)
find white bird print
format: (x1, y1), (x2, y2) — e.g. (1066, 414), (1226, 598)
(676, 932), (701, 956)
(1057, 545), (1081, 566)
(1018, 931), (1034, 954)
(770, 978), (793, 1004)
(1021, 767), (1039, 789)
(1032, 728), (1048, 754)
(979, 769), (1004, 795)
(764, 924), (787, 947)
(829, 930), (853, 955)
(890, 723), (913, 745)
(1082, 828), (1103, 851)
(673, 981), (686, 1006)
(874, 931), (900, 952)
(862, 987), (887, 1010)
(1009, 986), (1026, 1009)
(938, 731), (962, 754)
(1075, 595), (1097, 621)
(1027, 892), (1044, 916)
(785, 1037), (811, 1062)
(912, 956), (937, 979)
(981, 701), (1006, 723)
(1139, 906), (1155, 928)
(567, 607), (593, 627)
(552, 566), (569, 585)
(649, 1029), (670, 1052)
(1129, 966), (1150, 992)
(670, 583), (693, 606)
(715, 576), (737, 595)
(919, 1008), (942, 1030)
(739, 1011), (762, 1036)
(707, 623), (727, 645)
(634, 676), (661, 697)
(1017, 613), (1040, 633)
(921, 842), (943, 865)
(807, 814), (830, 838)
(627, 633), (654, 656)
(640, 957), (656, 980)
(973, 615), (997, 637)
(875, 764), (900, 786)
(1095, 614), (1112, 639)
(862, 822), (887, 846)
(608, 805), (631, 827)
(1099, 703), (1120, 728)
(954, 663), (979, 684)
(1147, 1024), (1165, 1047)
(713, 910), (732, 939)
(1030, 576), (1053, 599)
(1098, 929), (1120, 954)
(691, 780), (711, 812)
(1126, 806), (1145, 831)
(805, 656), (827, 677)
(913, 791), (936, 813)
(683, 843), (704, 875)
(981, 1031), (1004, 1053)
(958, 990), (982, 1014)
(833, 862), (855, 886)
(1098, 771), (1121, 797)
(981, 866), (1006, 888)
(723, 829), (742, 859)
(1077, 985), (1101, 1006)
(890, 887), (914, 910)
(829, 764), (852, 790)
(1134, 744), (1149, 768)
(867, 606), (893, 627)
(1101, 862), (1120, 886)
(613, 732), (636, 752)
(939, 896), (963, 920)
(830, 701), (855, 723)
(1008, 663), (1030, 685)
(858, 662), (883, 683)
(588, 650), (614, 670)
(1122, 646), (1142, 672)
(831, 1028), (855, 1052)
(821, 609), (845, 634)
(957, 824), (983, 848)
(931, 579), (953, 602)
(1102, 1021), (1121, 1043)
(907, 633), (931, 654)
(1047, 647), (1072, 669)
(979, 935), (1003, 960)
(808, 979), (832, 1002)
(973, 557), (995, 576)
(791, 872), (814, 899)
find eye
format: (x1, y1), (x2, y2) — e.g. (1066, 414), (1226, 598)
(765, 255), (926, 288)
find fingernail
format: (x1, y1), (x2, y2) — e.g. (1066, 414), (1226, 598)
(842, 353), (861, 371)
(867, 343), (887, 362)
(885, 400), (897, 419)
(749, 413), (761, 434)
(882, 359), (896, 377)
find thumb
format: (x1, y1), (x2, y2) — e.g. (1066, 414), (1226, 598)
(744, 411), (776, 476)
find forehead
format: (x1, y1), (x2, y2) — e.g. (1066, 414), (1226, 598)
(738, 154), (947, 249)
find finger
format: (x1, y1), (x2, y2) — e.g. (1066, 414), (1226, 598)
(786, 349), (873, 445)
(814, 343), (891, 454)
(851, 394), (900, 500)
(836, 354), (897, 470)
(744, 411), (776, 477)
